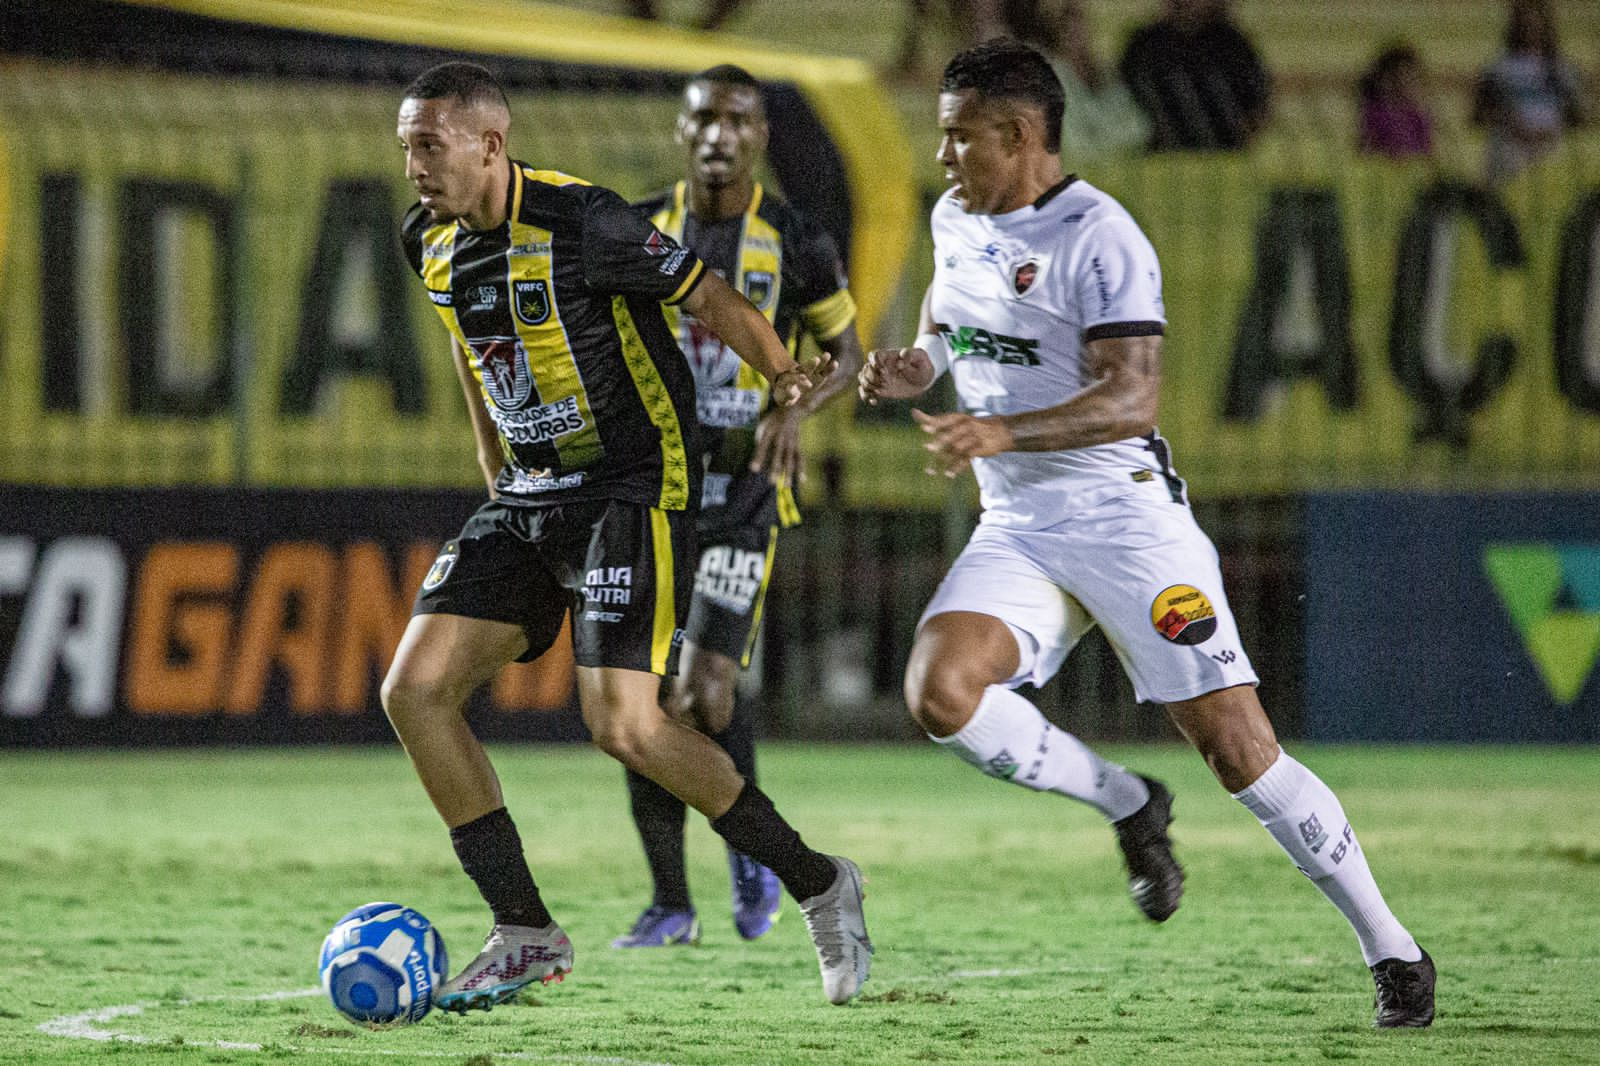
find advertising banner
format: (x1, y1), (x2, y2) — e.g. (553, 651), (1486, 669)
(0, 487), (580, 747)
(1305, 491), (1600, 741)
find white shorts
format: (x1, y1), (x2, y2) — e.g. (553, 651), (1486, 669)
(917, 494), (1259, 703)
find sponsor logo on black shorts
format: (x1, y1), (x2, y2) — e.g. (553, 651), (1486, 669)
(1150, 583), (1217, 645)
(422, 543), (458, 591)
(695, 546), (765, 614)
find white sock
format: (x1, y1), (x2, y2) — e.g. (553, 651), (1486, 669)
(1233, 749), (1421, 966)
(932, 685), (1150, 820)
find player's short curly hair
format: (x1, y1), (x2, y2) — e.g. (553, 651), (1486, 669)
(692, 64), (762, 90)
(941, 39), (1064, 153)
(403, 62), (510, 114)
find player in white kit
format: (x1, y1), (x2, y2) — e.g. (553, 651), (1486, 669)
(859, 39), (1435, 1029)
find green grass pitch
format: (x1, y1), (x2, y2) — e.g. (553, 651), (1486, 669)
(2, 743), (1596, 1064)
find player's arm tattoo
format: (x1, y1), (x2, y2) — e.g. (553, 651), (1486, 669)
(1001, 333), (1162, 453)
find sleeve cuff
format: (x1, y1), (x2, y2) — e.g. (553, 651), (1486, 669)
(664, 258), (707, 305)
(1084, 320), (1165, 342)
(800, 289), (857, 342)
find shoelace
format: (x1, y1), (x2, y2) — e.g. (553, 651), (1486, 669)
(631, 907), (680, 935)
(1373, 964), (1422, 1007)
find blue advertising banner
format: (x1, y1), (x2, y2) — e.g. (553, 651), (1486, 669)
(1305, 492), (1600, 741)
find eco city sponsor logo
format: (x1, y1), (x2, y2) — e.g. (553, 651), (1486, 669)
(935, 324), (1041, 367)
(1150, 583), (1218, 645)
(467, 284), (499, 312)
(1484, 542), (1600, 704)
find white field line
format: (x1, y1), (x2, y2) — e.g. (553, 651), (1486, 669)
(37, 987), (674, 1065)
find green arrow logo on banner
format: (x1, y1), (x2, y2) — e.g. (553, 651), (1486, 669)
(1483, 544), (1600, 705)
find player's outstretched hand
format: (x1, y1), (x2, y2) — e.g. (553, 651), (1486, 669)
(772, 354), (836, 407)
(859, 347), (936, 405)
(751, 404), (803, 486)
(912, 408), (1014, 478)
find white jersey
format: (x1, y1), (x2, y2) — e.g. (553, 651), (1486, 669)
(928, 177), (1178, 529)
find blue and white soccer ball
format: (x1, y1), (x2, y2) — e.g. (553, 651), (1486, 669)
(318, 902), (448, 1027)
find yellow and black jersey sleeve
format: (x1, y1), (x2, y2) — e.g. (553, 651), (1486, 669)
(776, 203), (856, 343)
(399, 201), (431, 277)
(578, 187), (705, 306)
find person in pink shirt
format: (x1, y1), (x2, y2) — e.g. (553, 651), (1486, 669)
(1357, 44), (1434, 159)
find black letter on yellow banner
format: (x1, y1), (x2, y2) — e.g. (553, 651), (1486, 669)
(1555, 189), (1600, 414)
(1389, 182), (1524, 447)
(281, 179), (423, 415)
(1223, 188), (1357, 422)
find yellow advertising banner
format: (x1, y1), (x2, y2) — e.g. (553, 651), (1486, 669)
(0, 45), (910, 489)
(3, 49), (1598, 500)
(840, 141), (1600, 505)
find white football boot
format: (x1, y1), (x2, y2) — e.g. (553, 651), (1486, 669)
(435, 922), (573, 1014)
(797, 856), (873, 1005)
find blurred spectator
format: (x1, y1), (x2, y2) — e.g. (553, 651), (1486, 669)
(1357, 44), (1434, 159)
(1472, 0), (1588, 184)
(623, 0), (751, 31)
(893, 0), (1007, 80)
(1011, 0), (1148, 160)
(1117, 0), (1271, 151)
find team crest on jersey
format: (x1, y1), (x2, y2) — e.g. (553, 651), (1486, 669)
(1150, 584), (1218, 646)
(422, 543), (458, 591)
(513, 279), (551, 325)
(472, 337), (535, 411)
(1012, 259), (1040, 297)
(744, 271), (775, 309)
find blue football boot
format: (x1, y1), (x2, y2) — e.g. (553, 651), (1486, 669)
(610, 906), (700, 948)
(729, 849), (783, 940)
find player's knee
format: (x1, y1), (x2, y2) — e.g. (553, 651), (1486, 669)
(684, 673), (735, 734)
(904, 656), (982, 738)
(379, 667), (463, 733)
(588, 713), (659, 769)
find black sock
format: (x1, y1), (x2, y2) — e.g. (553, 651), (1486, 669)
(712, 699), (758, 781)
(709, 782), (836, 902)
(449, 807), (553, 929)
(625, 767), (692, 909)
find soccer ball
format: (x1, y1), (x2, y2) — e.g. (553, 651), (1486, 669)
(318, 902), (448, 1027)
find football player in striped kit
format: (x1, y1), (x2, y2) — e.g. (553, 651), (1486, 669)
(615, 64), (865, 949)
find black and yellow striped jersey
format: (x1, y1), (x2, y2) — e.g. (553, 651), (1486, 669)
(402, 161), (707, 511)
(634, 181), (855, 530)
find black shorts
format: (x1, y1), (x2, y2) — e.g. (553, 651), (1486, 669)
(685, 520), (778, 667)
(414, 497), (694, 674)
